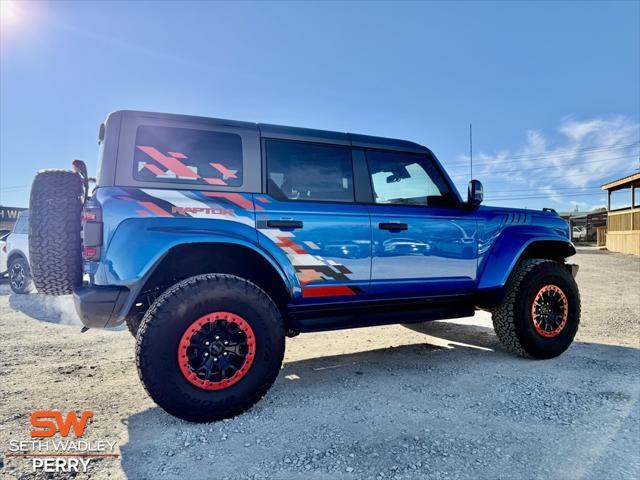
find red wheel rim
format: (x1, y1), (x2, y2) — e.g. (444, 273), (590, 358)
(530, 285), (569, 338)
(177, 312), (256, 390)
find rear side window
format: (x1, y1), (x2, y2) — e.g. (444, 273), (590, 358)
(266, 140), (354, 202)
(133, 126), (243, 187)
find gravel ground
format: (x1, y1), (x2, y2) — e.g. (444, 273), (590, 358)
(0, 247), (638, 479)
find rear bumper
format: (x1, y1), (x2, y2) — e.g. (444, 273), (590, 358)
(73, 285), (130, 328)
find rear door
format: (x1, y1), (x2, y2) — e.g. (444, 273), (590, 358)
(365, 149), (478, 297)
(257, 139), (371, 304)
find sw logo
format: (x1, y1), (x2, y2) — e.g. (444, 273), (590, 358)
(30, 410), (93, 438)
(16, 410), (109, 473)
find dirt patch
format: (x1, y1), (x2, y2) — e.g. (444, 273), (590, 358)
(0, 248), (638, 479)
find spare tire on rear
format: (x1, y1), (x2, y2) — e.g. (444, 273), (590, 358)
(29, 170), (83, 295)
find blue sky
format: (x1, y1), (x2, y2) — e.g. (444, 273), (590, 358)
(1, 0), (638, 210)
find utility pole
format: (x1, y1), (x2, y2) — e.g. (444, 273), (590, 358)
(469, 123), (473, 180)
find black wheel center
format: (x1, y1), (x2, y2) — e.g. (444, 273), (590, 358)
(210, 342), (224, 356)
(184, 319), (250, 383)
(536, 293), (564, 328)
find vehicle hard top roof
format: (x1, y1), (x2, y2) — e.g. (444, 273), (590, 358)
(108, 110), (431, 154)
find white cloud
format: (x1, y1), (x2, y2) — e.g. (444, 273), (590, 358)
(455, 115), (639, 208)
(540, 185), (562, 204)
(558, 118), (607, 142)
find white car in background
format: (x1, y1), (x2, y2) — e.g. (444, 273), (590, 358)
(4, 211), (33, 294)
(0, 230), (10, 277)
(572, 226), (587, 242)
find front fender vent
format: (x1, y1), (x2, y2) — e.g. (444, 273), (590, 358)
(504, 213), (530, 225)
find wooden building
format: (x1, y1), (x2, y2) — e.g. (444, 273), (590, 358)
(601, 173), (640, 255)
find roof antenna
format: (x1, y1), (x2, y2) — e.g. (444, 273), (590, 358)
(469, 123), (473, 180)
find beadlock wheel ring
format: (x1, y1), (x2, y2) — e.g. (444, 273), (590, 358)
(530, 284), (569, 338)
(177, 312), (256, 390)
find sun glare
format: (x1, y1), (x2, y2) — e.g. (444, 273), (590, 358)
(1, 0), (21, 25)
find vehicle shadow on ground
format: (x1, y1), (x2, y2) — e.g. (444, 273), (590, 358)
(119, 320), (640, 480)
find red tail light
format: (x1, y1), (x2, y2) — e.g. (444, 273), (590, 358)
(81, 202), (103, 261)
(82, 210), (98, 222)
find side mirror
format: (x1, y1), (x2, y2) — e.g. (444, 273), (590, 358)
(468, 179), (483, 206)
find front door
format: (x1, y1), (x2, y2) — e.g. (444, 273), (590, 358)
(257, 139), (371, 304)
(364, 149), (478, 298)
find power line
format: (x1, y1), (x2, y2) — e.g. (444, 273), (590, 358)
(454, 170), (636, 183)
(448, 154), (635, 177)
(445, 142), (639, 167)
(500, 142), (639, 159)
(488, 190), (602, 198)
(448, 153), (636, 174)
(485, 192), (605, 201)
(485, 186), (602, 193)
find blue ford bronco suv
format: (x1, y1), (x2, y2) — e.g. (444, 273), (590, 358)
(29, 110), (579, 422)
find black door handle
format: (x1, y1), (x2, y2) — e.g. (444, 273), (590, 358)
(266, 220), (304, 229)
(379, 222), (408, 231)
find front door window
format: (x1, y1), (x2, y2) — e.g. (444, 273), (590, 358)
(366, 150), (454, 207)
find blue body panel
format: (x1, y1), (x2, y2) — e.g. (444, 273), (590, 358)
(255, 195), (371, 305)
(368, 204), (477, 297)
(475, 206), (571, 291)
(90, 187), (300, 322)
(89, 187), (572, 324)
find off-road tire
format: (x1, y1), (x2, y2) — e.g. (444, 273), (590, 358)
(8, 256), (34, 294)
(136, 274), (285, 422)
(29, 170), (83, 295)
(492, 258), (580, 359)
(125, 313), (143, 338)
